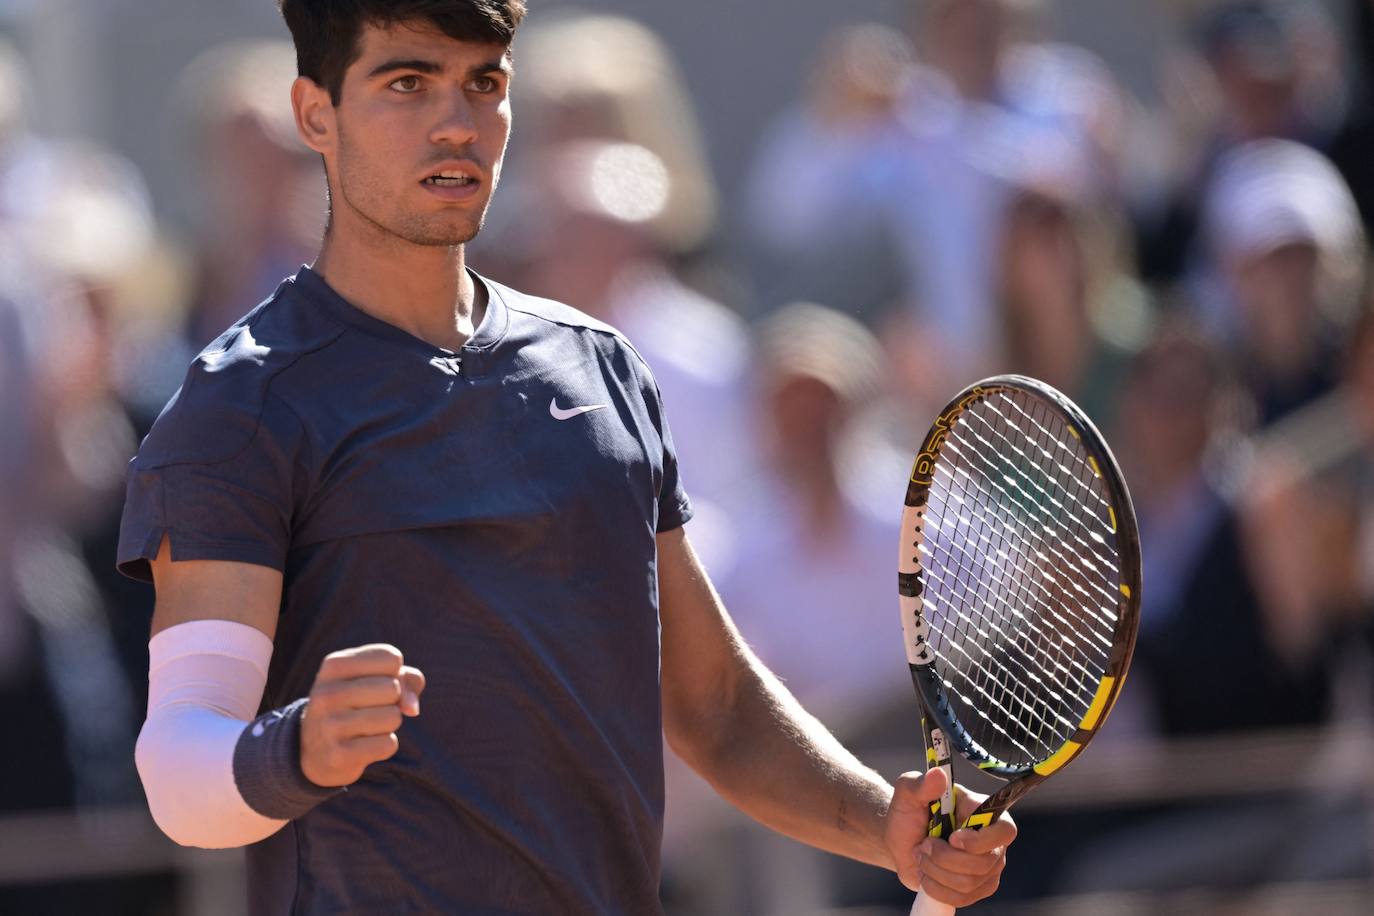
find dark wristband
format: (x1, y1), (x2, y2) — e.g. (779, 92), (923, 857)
(232, 698), (344, 820)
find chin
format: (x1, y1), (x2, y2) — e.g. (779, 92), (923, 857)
(395, 216), (485, 248)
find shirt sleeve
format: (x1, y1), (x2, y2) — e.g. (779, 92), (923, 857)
(117, 386), (308, 583)
(655, 401), (693, 534)
(623, 344), (692, 534)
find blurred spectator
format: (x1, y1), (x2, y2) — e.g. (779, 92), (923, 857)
(712, 303), (903, 725)
(173, 39), (323, 348)
(1201, 138), (1365, 426)
(1236, 300), (1374, 701)
(1136, 0), (1370, 284)
(995, 178), (1153, 425)
(744, 0), (1125, 396)
(0, 40), (175, 916)
(480, 8), (718, 279)
(1115, 327), (1334, 736)
(4, 137), (165, 806)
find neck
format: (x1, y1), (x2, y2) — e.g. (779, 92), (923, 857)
(312, 219), (483, 352)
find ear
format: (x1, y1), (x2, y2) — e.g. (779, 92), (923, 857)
(291, 76), (335, 157)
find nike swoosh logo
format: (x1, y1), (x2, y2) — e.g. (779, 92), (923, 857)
(550, 398), (608, 421)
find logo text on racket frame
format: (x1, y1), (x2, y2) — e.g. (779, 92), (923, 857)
(550, 398), (608, 421)
(911, 386), (987, 484)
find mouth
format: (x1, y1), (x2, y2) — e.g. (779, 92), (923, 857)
(419, 166), (484, 204)
(422, 170), (479, 188)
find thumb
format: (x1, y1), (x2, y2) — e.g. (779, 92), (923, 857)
(894, 765), (949, 810)
(886, 768), (950, 892)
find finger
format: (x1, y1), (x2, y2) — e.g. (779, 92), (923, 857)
(951, 783), (989, 822)
(317, 644), (404, 682)
(399, 665), (425, 716)
(950, 814), (1017, 855)
(919, 861), (1004, 909)
(918, 838), (1006, 895)
(312, 676), (402, 712)
(921, 837), (1006, 878)
(341, 732), (400, 763)
(329, 705), (405, 739)
(885, 770), (941, 891)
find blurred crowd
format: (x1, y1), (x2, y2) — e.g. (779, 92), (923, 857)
(3, 0), (1374, 913)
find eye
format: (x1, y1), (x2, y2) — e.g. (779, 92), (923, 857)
(389, 75), (422, 93)
(467, 75), (499, 94)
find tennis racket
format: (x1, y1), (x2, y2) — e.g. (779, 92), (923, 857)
(898, 375), (1141, 915)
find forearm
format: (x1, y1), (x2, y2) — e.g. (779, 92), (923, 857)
(138, 620), (336, 848)
(667, 650), (896, 870)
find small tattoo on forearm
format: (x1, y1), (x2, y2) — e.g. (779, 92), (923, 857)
(838, 798), (849, 833)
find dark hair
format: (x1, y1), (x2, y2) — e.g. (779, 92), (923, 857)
(278, 0), (527, 104)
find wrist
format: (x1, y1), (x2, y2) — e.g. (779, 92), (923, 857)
(233, 697), (344, 819)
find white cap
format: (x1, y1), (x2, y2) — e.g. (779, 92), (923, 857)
(1204, 139), (1362, 262)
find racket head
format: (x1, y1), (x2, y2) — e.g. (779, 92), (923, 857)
(899, 375), (1141, 788)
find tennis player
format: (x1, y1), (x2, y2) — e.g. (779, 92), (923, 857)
(117, 2), (1016, 912)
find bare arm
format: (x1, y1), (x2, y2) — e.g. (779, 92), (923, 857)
(658, 526), (1015, 904)
(658, 526), (894, 866)
(148, 534), (283, 639)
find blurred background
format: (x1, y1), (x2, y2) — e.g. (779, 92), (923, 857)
(2, 0), (1374, 913)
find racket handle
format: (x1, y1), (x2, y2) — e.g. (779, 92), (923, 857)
(910, 891), (956, 916)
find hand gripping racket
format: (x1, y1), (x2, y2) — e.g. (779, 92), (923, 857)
(898, 376), (1141, 915)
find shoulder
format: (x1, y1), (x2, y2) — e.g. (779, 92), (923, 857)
(486, 277), (654, 373)
(488, 277), (625, 340)
(135, 275), (345, 469)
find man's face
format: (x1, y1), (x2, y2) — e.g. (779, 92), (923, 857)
(327, 21), (513, 247)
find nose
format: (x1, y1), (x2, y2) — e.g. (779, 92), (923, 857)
(428, 88), (479, 148)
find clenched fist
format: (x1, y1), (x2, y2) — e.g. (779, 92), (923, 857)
(300, 644), (426, 788)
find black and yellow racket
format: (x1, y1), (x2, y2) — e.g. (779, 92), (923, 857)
(898, 376), (1141, 915)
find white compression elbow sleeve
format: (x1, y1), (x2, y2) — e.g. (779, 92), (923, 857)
(136, 620), (335, 848)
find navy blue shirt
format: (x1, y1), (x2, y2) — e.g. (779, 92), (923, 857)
(118, 267), (692, 915)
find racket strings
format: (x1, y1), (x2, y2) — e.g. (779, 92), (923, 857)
(919, 572), (1079, 762)
(953, 402), (1121, 650)
(929, 439), (1114, 689)
(922, 523), (1083, 761)
(949, 400), (1122, 625)
(920, 391), (1120, 767)
(930, 462), (1117, 648)
(923, 476), (1097, 760)
(942, 403), (1113, 735)
(952, 406), (1122, 605)
(935, 401), (1112, 759)
(920, 472), (1105, 711)
(996, 395), (1115, 517)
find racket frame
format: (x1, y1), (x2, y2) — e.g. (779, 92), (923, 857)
(898, 374), (1142, 831)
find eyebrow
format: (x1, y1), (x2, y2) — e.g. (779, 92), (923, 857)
(366, 57), (443, 80)
(366, 56), (513, 81)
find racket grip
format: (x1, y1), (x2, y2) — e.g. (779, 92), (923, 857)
(910, 892), (957, 916)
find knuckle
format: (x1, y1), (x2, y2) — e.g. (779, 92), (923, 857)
(369, 644), (404, 668)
